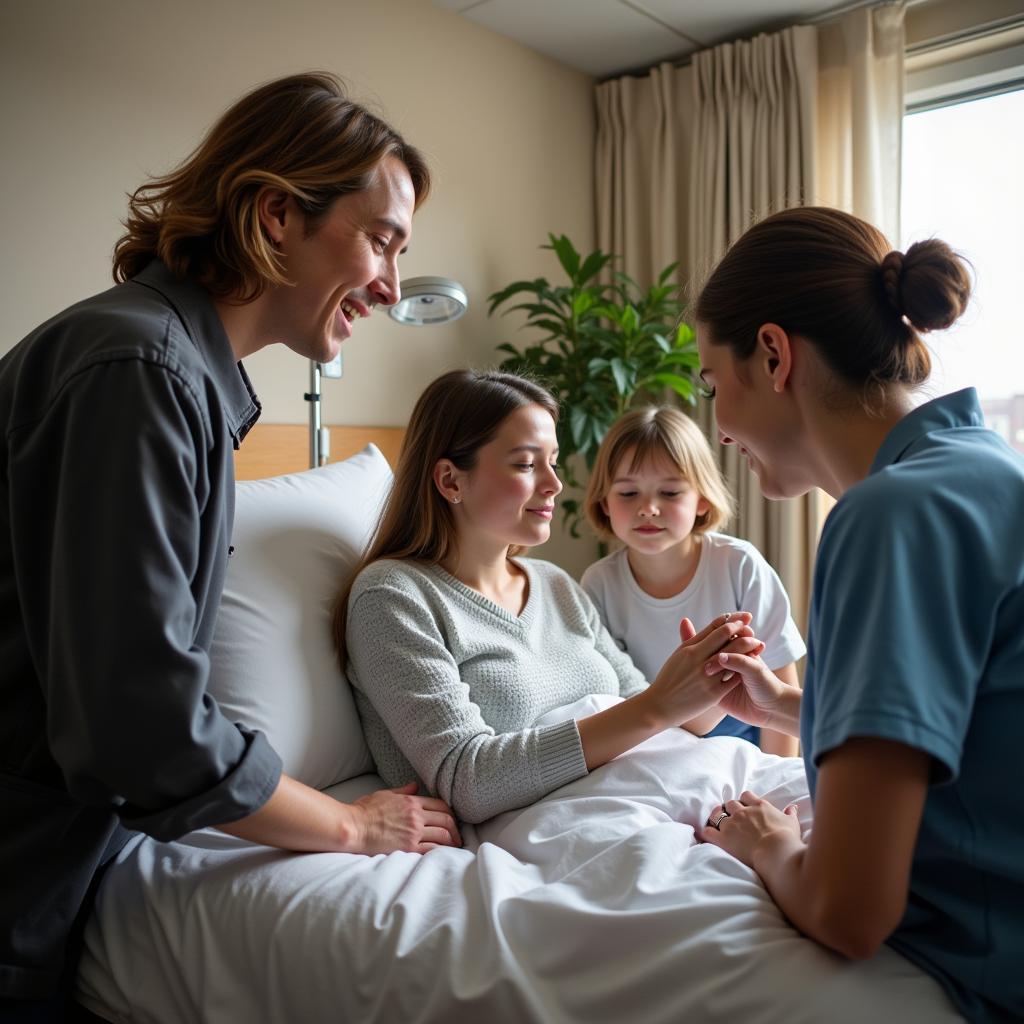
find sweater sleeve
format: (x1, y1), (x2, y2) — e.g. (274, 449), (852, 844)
(346, 576), (587, 823)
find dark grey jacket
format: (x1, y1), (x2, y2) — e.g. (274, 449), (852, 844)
(0, 261), (283, 999)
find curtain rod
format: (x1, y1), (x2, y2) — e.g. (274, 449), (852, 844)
(607, 0), (1016, 82)
(659, 0), (900, 72)
(906, 14), (1024, 56)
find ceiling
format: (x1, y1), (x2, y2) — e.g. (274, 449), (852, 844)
(432, 0), (860, 78)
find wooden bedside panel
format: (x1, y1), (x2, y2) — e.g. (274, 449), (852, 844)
(234, 424), (406, 480)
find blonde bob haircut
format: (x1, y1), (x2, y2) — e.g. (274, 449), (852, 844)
(112, 71), (430, 301)
(584, 406), (734, 540)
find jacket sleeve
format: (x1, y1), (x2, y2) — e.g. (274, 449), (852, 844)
(8, 356), (281, 840)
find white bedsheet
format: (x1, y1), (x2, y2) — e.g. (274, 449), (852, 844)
(76, 695), (962, 1023)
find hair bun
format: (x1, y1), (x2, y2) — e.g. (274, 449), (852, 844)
(887, 239), (972, 333)
(880, 250), (904, 314)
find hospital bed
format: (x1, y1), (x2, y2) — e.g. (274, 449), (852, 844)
(73, 433), (963, 1023)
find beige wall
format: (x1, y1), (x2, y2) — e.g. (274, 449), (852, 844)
(0, 0), (601, 574)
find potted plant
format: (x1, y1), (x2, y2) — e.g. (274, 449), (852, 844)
(489, 233), (699, 536)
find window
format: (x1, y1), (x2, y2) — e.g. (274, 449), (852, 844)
(901, 83), (1024, 455)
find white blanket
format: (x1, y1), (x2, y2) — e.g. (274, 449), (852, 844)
(76, 695), (962, 1023)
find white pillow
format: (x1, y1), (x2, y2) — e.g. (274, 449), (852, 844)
(209, 444), (392, 789)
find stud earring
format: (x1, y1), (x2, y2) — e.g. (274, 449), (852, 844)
(451, 496), (461, 504)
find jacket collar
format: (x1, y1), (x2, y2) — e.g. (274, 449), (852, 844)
(132, 260), (261, 447)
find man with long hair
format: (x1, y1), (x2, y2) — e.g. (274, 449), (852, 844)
(0, 72), (459, 1021)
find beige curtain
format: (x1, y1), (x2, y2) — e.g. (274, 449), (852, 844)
(816, 3), (906, 239)
(686, 26), (819, 633)
(595, 63), (695, 287)
(594, 5), (906, 634)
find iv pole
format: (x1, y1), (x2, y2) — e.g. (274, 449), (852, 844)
(305, 361), (330, 468)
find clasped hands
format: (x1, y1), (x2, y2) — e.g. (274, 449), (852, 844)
(646, 611), (786, 732)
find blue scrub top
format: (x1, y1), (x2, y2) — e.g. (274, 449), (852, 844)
(801, 389), (1024, 1024)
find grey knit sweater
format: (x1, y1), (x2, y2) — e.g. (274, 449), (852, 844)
(345, 557), (648, 823)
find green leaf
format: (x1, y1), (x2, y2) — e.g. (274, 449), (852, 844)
(621, 305), (640, 335)
(569, 405), (590, 449)
(657, 349), (700, 369)
(503, 301), (562, 319)
(487, 278), (548, 316)
(609, 357), (632, 395)
(644, 372), (696, 403)
(657, 261), (680, 285)
(577, 250), (613, 286)
(675, 321), (696, 345)
(531, 318), (570, 338)
(546, 234), (581, 280)
(572, 291), (599, 317)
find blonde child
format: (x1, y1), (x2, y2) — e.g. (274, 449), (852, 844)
(581, 407), (803, 756)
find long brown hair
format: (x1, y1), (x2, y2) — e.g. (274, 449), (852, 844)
(694, 207), (972, 406)
(112, 71), (430, 301)
(333, 370), (560, 665)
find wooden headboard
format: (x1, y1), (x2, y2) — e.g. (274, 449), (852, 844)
(234, 424), (406, 480)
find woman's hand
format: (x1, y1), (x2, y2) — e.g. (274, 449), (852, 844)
(644, 613), (761, 730)
(348, 782), (462, 854)
(706, 648), (802, 736)
(701, 790), (802, 868)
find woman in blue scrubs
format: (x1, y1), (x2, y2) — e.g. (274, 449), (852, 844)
(693, 207), (1023, 1024)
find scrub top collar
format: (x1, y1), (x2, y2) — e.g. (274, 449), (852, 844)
(132, 259), (262, 448)
(870, 388), (984, 476)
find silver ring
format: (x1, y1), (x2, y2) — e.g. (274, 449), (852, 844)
(708, 809), (730, 830)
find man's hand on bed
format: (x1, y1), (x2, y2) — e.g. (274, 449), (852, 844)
(218, 774), (460, 856)
(700, 791), (802, 868)
(348, 782), (462, 854)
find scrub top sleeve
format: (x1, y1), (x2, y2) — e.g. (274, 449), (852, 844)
(809, 493), (982, 782)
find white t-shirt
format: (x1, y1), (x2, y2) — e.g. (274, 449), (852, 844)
(580, 533), (806, 685)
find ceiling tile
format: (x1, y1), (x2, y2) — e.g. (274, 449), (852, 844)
(627, 0), (846, 47)
(458, 0), (699, 78)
